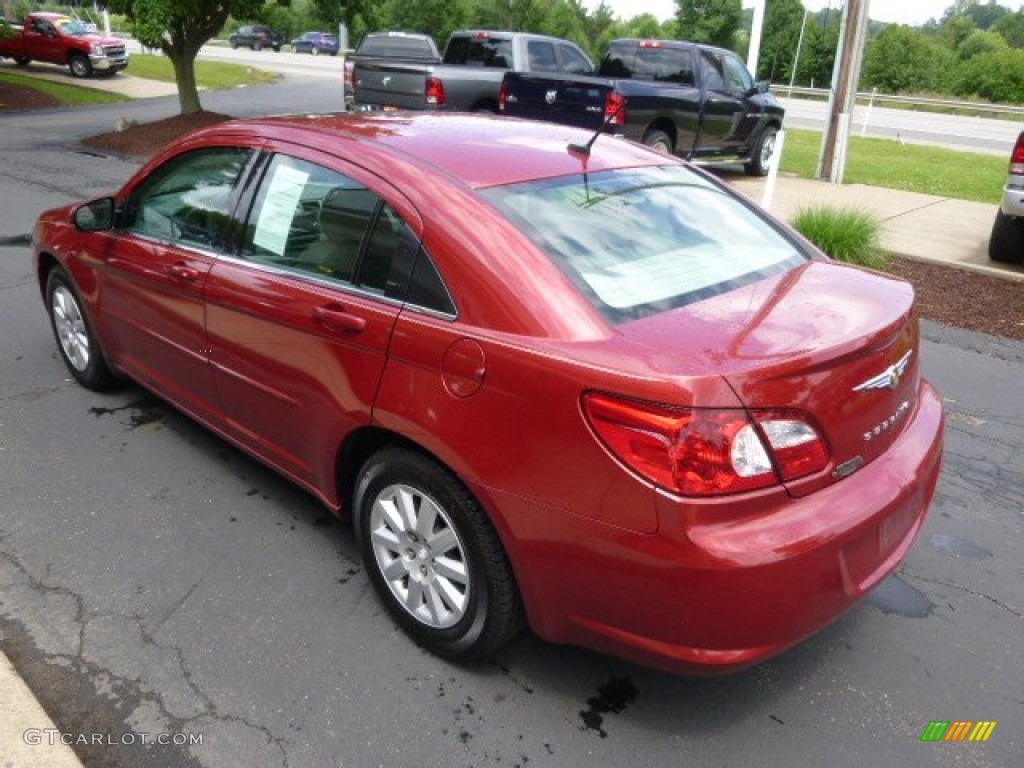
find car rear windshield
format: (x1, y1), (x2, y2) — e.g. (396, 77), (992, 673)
(359, 35), (436, 59)
(479, 165), (807, 323)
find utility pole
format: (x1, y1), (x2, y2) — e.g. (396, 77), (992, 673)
(817, 0), (871, 183)
(747, 0), (767, 77)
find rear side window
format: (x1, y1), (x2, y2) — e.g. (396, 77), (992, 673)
(527, 40), (558, 72)
(479, 166), (806, 323)
(444, 35), (514, 68)
(598, 43), (634, 77)
(635, 47), (695, 85)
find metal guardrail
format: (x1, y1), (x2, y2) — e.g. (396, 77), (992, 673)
(773, 85), (1024, 118)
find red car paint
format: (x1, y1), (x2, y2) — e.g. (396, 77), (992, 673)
(32, 114), (943, 674)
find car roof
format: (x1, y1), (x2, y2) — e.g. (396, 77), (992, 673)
(210, 113), (665, 189)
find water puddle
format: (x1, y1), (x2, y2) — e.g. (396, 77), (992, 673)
(579, 677), (637, 738)
(866, 574), (934, 618)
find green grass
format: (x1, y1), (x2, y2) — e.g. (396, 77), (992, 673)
(126, 54), (279, 89)
(779, 128), (1005, 205)
(791, 205), (888, 269)
(0, 71), (127, 105)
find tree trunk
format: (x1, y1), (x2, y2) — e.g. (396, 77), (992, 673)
(168, 50), (202, 114)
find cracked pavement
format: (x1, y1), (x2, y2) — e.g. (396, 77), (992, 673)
(1, 84), (1022, 767)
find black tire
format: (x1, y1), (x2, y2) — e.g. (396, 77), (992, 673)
(988, 210), (1024, 264)
(68, 53), (92, 78)
(642, 129), (673, 155)
(46, 267), (115, 391)
(744, 125), (778, 176)
(353, 447), (523, 660)
(272, 45), (281, 52)
(230, 40), (239, 50)
(252, 41), (262, 52)
(14, 56), (30, 66)
(310, 46), (319, 56)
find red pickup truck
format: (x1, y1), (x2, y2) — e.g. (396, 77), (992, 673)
(0, 12), (128, 77)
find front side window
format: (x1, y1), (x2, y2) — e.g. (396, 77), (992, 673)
(700, 50), (726, 92)
(723, 54), (754, 93)
(559, 43), (593, 75)
(479, 166), (806, 323)
(122, 146), (252, 248)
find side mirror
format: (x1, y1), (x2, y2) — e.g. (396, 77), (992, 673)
(74, 197), (115, 232)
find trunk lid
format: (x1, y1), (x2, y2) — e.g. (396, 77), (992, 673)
(618, 262), (921, 494)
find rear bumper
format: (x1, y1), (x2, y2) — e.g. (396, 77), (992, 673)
(492, 379), (944, 675)
(1000, 174), (1024, 217)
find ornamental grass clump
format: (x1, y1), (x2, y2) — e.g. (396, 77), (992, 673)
(791, 206), (888, 270)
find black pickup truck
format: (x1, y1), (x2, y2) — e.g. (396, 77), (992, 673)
(500, 38), (784, 175)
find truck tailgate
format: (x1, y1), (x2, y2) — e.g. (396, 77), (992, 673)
(353, 59), (434, 109)
(502, 72), (615, 130)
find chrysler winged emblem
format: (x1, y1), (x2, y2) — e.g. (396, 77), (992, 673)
(545, 89), (558, 105)
(853, 350), (912, 392)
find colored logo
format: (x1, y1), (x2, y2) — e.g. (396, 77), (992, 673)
(920, 721), (997, 742)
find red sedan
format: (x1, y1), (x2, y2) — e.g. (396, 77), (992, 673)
(32, 114), (943, 674)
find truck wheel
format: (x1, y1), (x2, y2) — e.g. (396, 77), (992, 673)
(642, 129), (673, 155)
(989, 210), (1024, 264)
(230, 41), (239, 49)
(252, 41), (262, 52)
(744, 126), (778, 177)
(68, 53), (92, 78)
(14, 57), (30, 66)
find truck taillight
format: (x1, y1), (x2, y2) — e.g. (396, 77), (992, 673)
(426, 76), (446, 106)
(343, 59), (354, 89)
(498, 81), (507, 112)
(582, 393), (828, 497)
(1010, 132), (1024, 175)
(605, 91), (627, 126)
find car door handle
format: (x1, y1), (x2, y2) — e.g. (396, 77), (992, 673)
(167, 263), (199, 283)
(314, 305), (366, 334)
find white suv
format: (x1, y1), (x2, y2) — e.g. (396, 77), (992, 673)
(989, 131), (1024, 263)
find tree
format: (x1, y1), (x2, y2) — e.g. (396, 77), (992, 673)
(755, 0), (806, 82)
(956, 28), (1008, 59)
(109, 0), (262, 114)
(993, 9), (1024, 47)
(863, 25), (952, 93)
(952, 46), (1024, 101)
(675, 0), (742, 50)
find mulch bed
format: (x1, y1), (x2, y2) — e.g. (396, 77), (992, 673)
(81, 110), (234, 159)
(0, 79), (61, 110)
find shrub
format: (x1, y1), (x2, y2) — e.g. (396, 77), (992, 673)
(791, 206), (887, 269)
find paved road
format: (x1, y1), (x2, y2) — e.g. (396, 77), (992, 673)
(1, 80), (1021, 768)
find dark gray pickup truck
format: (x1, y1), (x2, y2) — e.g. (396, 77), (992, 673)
(351, 29), (594, 113)
(500, 38), (784, 175)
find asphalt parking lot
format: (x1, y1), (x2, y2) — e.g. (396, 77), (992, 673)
(0, 79), (1021, 768)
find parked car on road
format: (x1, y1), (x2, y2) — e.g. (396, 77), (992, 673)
(501, 38), (784, 176)
(351, 29), (593, 113)
(344, 31), (441, 108)
(229, 24), (284, 52)
(291, 31), (338, 56)
(32, 114), (943, 675)
(989, 130), (1024, 264)
(0, 11), (128, 77)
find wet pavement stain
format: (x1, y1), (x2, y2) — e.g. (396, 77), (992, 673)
(88, 397), (164, 428)
(579, 677), (637, 738)
(866, 574), (935, 618)
(929, 533), (993, 559)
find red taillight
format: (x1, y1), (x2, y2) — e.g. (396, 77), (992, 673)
(426, 76), (446, 106)
(498, 81), (507, 112)
(1010, 132), (1024, 175)
(605, 91), (627, 126)
(343, 59), (354, 90)
(582, 393), (828, 497)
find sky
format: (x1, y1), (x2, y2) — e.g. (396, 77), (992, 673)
(591, 1), (1024, 26)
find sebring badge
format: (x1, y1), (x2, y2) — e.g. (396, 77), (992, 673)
(853, 350), (912, 392)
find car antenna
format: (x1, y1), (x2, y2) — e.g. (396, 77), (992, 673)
(568, 96), (626, 156)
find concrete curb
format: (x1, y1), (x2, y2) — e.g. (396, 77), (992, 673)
(0, 649), (85, 768)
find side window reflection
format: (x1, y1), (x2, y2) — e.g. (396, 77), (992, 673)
(123, 146), (251, 248)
